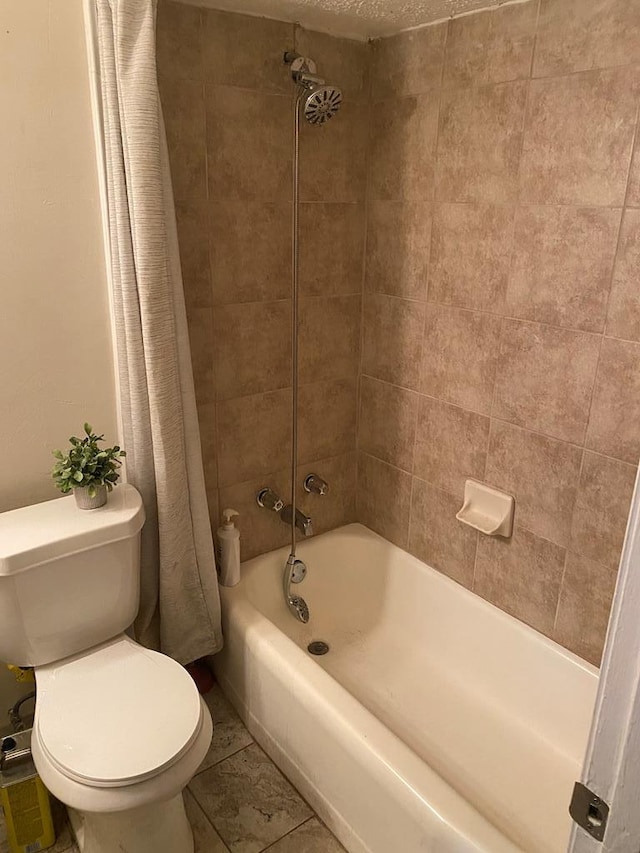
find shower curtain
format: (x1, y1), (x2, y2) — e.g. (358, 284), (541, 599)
(95, 0), (223, 663)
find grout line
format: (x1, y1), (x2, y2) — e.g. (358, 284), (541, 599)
(407, 24), (449, 553)
(191, 740), (254, 777)
(578, 96), (640, 453)
(219, 450), (357, 494)
(259, 817), (317, 852)
(551, 550), (570, 636)
(198, 24), (222, 496)
(528, 0), (542, 78)
(561, 101), (640, 584)
(362, 194), (632, 211)
(358, 287), (638, 343)
(184, 787), (232, 852)
(354, 37), (374, 523)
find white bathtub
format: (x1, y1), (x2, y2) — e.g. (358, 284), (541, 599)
(214, 524), (598, 853)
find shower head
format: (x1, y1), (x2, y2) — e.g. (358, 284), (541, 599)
(285, 54), (343, 126)
(302, 83), (343, 126)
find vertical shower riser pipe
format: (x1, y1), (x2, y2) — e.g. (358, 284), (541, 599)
(289, 89), (304, 562)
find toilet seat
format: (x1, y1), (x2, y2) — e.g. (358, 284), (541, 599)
(35, 635), (203, 788)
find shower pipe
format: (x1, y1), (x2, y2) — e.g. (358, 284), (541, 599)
(283, 54), (342, 623)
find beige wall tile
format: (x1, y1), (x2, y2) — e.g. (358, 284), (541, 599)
(443, 9), (492, 89)
(205, 484), (220, 541)
(188, 307), (215, 405)
(369, 95), (440, 201)
(157, 0), (202, 82)
(214, 301), (291, 400)
(586, 337), (640, 465)
(554, 552), (617, 666)
(493, 320), (601, 443)
(606, 209), (640, 342)
(365, 200), (431, 300)
(474, 527), (566, 635)
(175, 199), (211, 317)
(359, 376), (419, 472)
(414, 396), (489, 494)
(371, 23), (446, 99)
(362, 294), (425, 390)
(298, 378), (357, 464)
(218, 465), (291, 560)
(570, 451), (637, 569)
(356, 453), (412, 547)
(519, 67), (639, 205)
(628, 144), (640, 207)
(535, 0), (640, 77)
(209, 200), (291, 304)
(506, 206), (621, 332)
(436, 81), (527, 203)
(297, 453), (357, 536)
(429, 202), (513, 311)
(486, 420), (582, 547)
(201, 9), (292, 93)
(299, 203), (364, 297)
(197, 400), (218, 490)
(485, 0), (538, 85)
(444, 2), (536, 89)
(409, 479), (478, 587)
(217, 389), (291, 486)
(159, 76), (207, 200)
(206, 87), (291, 202)
(295, 27), (370, 103)
(299, 101), (368, 203)
(421, 305), (501, 415)
(299, 295), (361, 384)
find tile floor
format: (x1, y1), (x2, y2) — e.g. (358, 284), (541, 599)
(0, 683), (345, 853)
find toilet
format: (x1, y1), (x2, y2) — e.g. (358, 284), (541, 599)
(0, 484), (213, 853)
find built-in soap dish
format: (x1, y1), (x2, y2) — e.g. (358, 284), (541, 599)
(456, 480), (515, 538)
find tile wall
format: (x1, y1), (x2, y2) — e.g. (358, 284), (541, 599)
(358, 0), (640, 665)
(159, 0), (640, 666)
(157, 2), (368, 559)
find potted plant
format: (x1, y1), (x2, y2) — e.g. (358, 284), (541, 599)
(52, 423), (126, 510)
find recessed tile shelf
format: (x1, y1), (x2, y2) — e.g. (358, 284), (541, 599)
(456, 479), (515, 538)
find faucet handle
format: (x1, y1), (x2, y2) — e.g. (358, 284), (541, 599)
(303, 473), (329, 496)
(256, 488), (284, 512)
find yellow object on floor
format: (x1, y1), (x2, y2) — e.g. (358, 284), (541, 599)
(6, 666), (35, 684)
(0, 731), (55, 853)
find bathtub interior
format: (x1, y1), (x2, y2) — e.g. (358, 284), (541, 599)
(230, 524), (598, 852)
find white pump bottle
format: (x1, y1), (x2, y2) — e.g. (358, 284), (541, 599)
(216, 509), (240, 587)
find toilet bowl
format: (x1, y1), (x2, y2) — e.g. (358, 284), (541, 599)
(31, 636), (212, 853)
(0, 485), (214, 853)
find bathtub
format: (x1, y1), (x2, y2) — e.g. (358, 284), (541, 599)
(214, 524), (598, 853)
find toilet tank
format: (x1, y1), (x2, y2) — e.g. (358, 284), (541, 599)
(0, 484), (145, 666)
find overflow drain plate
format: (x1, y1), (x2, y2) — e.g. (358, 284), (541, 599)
(307, 640), (330, 656)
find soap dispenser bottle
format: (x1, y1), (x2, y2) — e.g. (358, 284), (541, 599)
(217, 509), (240, 586)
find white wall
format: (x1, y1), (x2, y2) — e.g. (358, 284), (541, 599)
(0, 0), (116, 710)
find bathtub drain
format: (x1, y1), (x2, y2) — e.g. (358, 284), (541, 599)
(307, 641), (330, 656)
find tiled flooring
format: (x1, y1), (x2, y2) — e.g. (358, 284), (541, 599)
(0, 684), (345, 853)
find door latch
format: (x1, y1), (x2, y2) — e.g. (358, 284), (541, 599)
(569, 782), (609, 842)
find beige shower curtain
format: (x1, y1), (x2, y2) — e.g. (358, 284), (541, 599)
(95, 0), (222, 662)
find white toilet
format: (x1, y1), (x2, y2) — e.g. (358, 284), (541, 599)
(0, 485), (213, 853)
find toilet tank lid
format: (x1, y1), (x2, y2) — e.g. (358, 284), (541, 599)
(0, 484), (145, 576)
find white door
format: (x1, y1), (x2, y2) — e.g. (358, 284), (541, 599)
(568, 468), (640, 852)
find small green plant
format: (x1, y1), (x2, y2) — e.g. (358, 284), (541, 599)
(52, 423), (126, 497)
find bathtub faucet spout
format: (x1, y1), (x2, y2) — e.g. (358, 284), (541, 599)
(281, 504), (314, 537)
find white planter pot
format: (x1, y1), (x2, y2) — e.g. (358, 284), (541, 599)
(74, 485), (107, 510)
